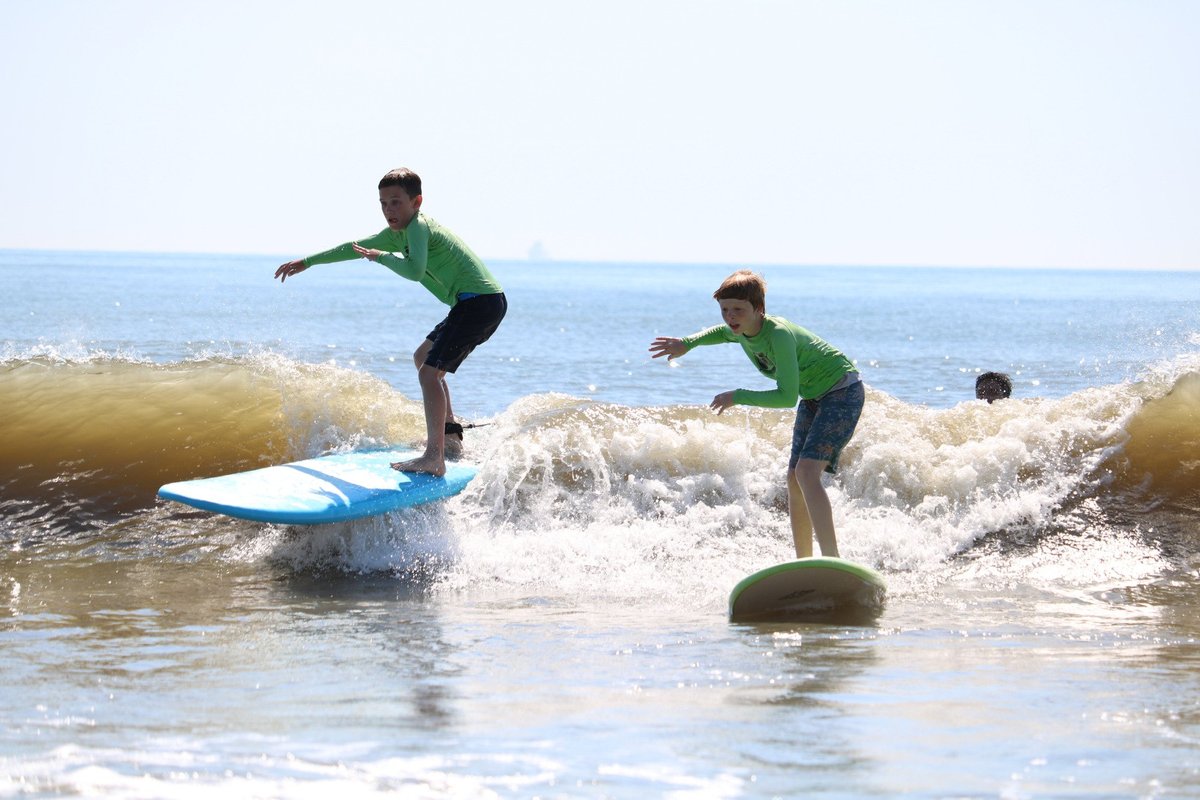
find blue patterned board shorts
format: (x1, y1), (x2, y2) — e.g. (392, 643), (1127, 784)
(788, 380), (865, 474)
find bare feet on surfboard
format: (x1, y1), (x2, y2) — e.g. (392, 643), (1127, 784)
(391, 454), (447, 476)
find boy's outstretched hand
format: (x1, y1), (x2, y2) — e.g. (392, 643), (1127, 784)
(275, 260), (307, 282)
(710, 391), (736, 414)
(352, 243), (383, 261)
(649, 337), (686, 360)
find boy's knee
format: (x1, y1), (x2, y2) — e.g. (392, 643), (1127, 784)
(413, 339), (433, 369)
(793, 459), (827, 484)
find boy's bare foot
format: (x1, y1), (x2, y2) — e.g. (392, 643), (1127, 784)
(391, 454), (446, 476)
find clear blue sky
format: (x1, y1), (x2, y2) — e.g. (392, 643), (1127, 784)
(2, 0), (1197, 269)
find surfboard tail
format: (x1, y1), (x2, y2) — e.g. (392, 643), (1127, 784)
(728, 557), (886, 623)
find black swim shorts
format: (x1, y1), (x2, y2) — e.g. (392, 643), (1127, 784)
(424, 292), (508, 374)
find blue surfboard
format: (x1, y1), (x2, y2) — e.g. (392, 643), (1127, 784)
(158, 449), (477, 525)
(728, 557), (886, 622)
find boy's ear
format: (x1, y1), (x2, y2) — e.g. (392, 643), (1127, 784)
(412, 194), (423, 211)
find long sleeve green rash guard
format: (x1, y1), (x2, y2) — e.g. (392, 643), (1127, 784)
(682, 315), (856, 408)
(302, 213), (502, 306)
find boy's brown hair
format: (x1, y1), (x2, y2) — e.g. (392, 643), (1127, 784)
(379, 167), (422, 199)
(713, 269), (766, 311)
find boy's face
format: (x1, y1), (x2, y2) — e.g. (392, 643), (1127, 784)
(379, 186), (422, 230)
(718, 298), (764, 337)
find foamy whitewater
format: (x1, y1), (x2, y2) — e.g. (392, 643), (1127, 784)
(2, 251), (1198, 798)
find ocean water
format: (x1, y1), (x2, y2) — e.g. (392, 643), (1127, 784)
(2, 249), (1199, 798)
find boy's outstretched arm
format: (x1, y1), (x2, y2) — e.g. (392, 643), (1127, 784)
(649, 337), (687, 360)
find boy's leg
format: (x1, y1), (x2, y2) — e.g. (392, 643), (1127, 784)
(410, 339), (462, 458)
(786, 470), (814, 558)
(787, 381), (863, 559)
(392, 295), (506, 474)
(392, 363), (451, 476)
(787, 401), (820, 558)
(392, 339), (450, 475)
(793, 459), (837, 557)
(440, 374), (463, 459)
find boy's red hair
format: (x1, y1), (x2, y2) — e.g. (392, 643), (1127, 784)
(713, 270), (766, 311)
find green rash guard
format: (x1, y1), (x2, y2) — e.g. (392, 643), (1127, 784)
(681, 315), (855, 408)
(302, 212), (502, 306)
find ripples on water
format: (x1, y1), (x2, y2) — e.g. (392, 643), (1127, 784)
(2, 253), (1199, 796)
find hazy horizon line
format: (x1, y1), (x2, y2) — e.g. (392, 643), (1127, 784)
(1, 246), (1195, 274)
